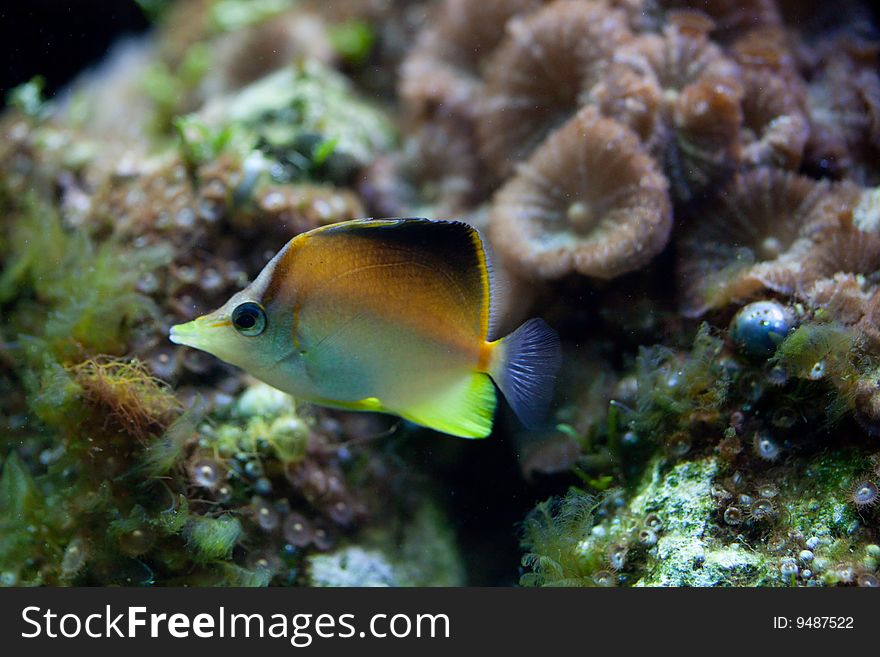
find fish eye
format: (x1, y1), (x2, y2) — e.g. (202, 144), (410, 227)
(231, 302), (267, 336)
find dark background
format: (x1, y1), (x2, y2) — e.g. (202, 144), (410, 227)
(0, 0), (150, 103)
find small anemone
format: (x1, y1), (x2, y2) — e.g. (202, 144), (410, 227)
(677, 168), (841, 316)
(607, 544), (629, 571)
(599, 9), (745, 199)
(752, 432), (782, 462)
(637, 528), (659, 547)
(858, 572), (880, 587)
(489, 106), (672, 280)
(187, 456), (226, 491)
(311, 519), (338, 552)
(666, 73), (744, 202)
(251, 496), (281, 532)
(591, 570), (617, 587)
(855, 285), (880, 354)
(850, 477), (880, 508)
(282, 511), (314, 548)
(723, 505), (743, 525)
(583, 34), (664, 143)
(245, 550), (283, 577)
(644, 513), (663, 532)
(359, 119), (486, 218)
(831, 562), (856, 584)
(478, 0), (633, 177)
(748, 497), (776, 521)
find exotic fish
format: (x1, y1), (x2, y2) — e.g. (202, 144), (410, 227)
(169, 218), (561, 438)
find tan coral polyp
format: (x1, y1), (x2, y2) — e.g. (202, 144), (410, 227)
(478, 0), (632, 176)
(489, 106), (672, 280)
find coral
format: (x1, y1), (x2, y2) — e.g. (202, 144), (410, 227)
(195, 60), (394, 182)
(399, 0), (542, 125)
(521, 432), (876, 586)
(4, 0), (880, 590)
(309, 547), (398, 586)
(804, 42), (880, 182)
(677, 168), (852, 316)
(489, 106), (672, 280)
(477, 0), (632, 177)
(308, 501), (466, 587)
(731, 27), (810, 169)
(650, 0), (783, 43)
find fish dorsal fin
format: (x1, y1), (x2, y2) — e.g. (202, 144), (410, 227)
(285, 218), (493, 344)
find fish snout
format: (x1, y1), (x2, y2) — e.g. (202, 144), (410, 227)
(169, 318), (205, 348)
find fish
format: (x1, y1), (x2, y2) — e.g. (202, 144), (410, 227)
(169, 218), (561, 438)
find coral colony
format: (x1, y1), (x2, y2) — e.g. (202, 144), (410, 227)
(2, 0), (880, 586)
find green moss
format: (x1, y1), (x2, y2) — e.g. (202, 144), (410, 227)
(27, 356), (86, 430)
(134, 0), (173, 21)
(193, 60), (395, 184)
(6, 76), (50, 120)
(141, 409), (200, 476)
(2, 196), (170, 360)
(774, 323), (855, 379)
(520, 490), (601, 586)
(174, 115), (247, 169)
(329, 20), (376, 68)
(773, 322), (866, 424)
(216, 563), (272, 587)
(184, 515), (243, 561)
(629, 324), (728, 443)
(144, 43), (211, 133)
(0, 453), (60, 585)
(209, 0), (294, 33)
(154, 495), (190, 535)
(0, 453), (38, 520)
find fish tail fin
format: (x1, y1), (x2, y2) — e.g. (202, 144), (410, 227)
(488, 318), (561, 428)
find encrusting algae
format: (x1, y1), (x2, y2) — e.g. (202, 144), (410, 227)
(2, 0), (880, 587)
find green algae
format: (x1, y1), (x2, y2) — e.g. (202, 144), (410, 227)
(520, 490), (601, 587)
(193, 60), (395, 183)
(144, 43), (212, 133)
(0, 195), (170, 361)
(184, 515), (243, 561)
(209, 0), (295, 33)
(6, 77), (50, 120)
(521, 449), (876, 587)
(628, 324), (729, 446)
(328, 20), (376, 68)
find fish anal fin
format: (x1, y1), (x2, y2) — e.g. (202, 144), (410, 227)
(398, 373), (496, 439)
(311, 396), (386, 413)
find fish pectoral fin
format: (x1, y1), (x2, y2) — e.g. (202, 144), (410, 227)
(396, 372), (497, 439)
